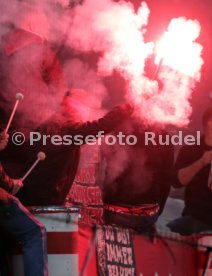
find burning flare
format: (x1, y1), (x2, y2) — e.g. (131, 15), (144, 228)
(129, 17), (203, 126)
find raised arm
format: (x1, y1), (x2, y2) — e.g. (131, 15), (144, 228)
(63, 104), (133, 138)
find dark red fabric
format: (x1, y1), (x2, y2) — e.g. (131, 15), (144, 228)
(78, 225), (198, 276)
(133, 233), (197, 275)
(78, 225), (98, 276)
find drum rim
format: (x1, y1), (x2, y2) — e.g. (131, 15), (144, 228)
(28, 205), (80, 214)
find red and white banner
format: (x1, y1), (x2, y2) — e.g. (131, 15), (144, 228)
(10, 207), (79, 276)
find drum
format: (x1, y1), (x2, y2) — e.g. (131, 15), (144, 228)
(197, 235), (212, 276)
(133, 231), (197, 275)
(10, 206), (80, 276)
(104, 203), (160, 232)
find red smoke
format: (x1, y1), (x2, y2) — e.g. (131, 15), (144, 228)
(66, 0), (204, 127)
(0, 0), (204, 127)
(140, 17), (203, 126)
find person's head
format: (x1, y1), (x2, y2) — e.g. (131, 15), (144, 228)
(202, 107), (212, 134)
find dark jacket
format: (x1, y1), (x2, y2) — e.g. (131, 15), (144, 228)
(101, 122), (174, 214)
(0, 163), (14, 216)
(0, 105), (131, 206)
(0, 163), (13, 192)
(173, 137), (212, 225)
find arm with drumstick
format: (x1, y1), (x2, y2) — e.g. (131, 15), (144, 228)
(0, 92), (25, 195)
(0, 151), (46, 197)
(1, 130), (46, 195)
(0, 92), (23, 146)
(1, 94), (47, 196)
(0, 131), (23, 197)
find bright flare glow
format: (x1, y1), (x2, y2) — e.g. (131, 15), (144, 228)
(67, 1), (204, 127)
(96, 1), (154, 77)
(155, 18), (202, 79)
(129, 17), (204, 127)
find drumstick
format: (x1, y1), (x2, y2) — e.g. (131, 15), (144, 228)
(21, 152), (46, 182)
(4, 93), (24, 135)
